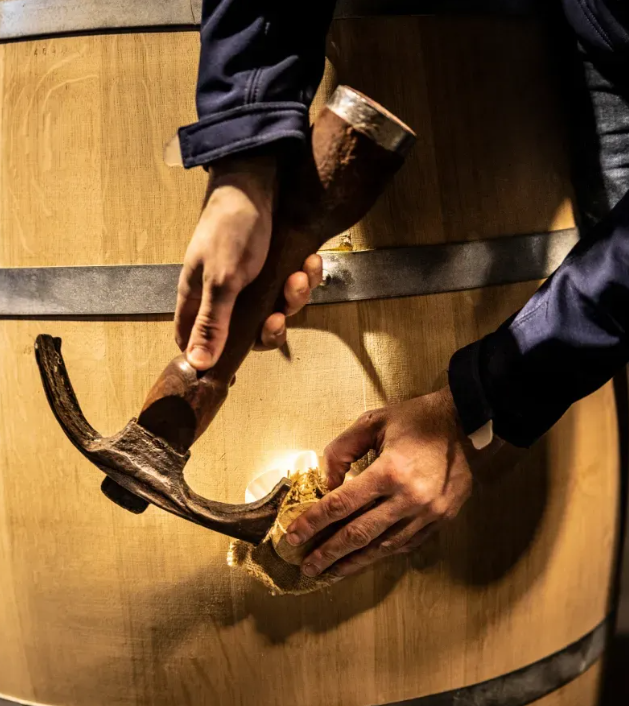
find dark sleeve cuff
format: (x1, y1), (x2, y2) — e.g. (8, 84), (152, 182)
(178, 102), (310, 169)
(450, 189), (629, 449)
(448, 340), (493, 438)
(449, 1), (629, 449)
(448, 326), (566, 449)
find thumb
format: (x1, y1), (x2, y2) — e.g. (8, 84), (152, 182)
(324, 409), (384, 490)
(186, 279), (239, 370)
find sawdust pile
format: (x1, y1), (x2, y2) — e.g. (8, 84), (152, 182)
(227, 467), (338, 596)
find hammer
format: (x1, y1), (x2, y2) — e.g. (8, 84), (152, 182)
(35, 86), (415, 546)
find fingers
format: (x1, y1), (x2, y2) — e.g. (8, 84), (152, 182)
(286, 458), (388, 548)
(256, 254), (323, 351)
(324, 410), (384, 490)
(397, 523), (440, 553)
(174, 263), (202, 352)
(300, 498), (403, 577)
(284, 271), (311, 316)
(303, 253), (323, 289)
(330, 520), (439, 578)
(281, 254), (322, 317)
(257, 312), (287, 350)
(186, 280), (239, 370)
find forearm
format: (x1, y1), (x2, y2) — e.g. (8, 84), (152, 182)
(450, 188), (629, 446)
(449, 0), (629, 448)
(179, 0), (337, 168)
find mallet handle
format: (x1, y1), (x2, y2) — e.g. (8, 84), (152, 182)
(137, 88), (415, 454)
(36, 87), (415, 540)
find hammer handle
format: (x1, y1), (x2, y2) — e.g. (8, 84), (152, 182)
(35, 87), (415, 539)
(138, 93), (413, 454)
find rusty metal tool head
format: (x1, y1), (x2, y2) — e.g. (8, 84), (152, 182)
(35, 86), (415, 545)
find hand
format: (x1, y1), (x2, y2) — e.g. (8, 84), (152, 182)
(286, 386), (483, 578)
(175, 154), (323, 370)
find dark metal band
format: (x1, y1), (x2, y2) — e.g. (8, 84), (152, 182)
(385, 619), (608, 706)
(0, 619), (609, 706)
(0, 229), (578, 318)
(0, 0), (542, 42)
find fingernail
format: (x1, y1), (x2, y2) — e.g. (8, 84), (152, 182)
(302, 563), (319, 577)
(286, 532), (303, 546)
(297, 288), (308, 296)
(274, 326), (285, 337)
(188, 346), (213, 369)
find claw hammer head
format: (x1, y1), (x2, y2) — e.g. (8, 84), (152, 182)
(35, 87), (415, 545)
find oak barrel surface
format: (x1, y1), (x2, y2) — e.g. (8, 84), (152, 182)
(0, 15), (620, 706)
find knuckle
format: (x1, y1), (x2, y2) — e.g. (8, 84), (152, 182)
(442, 509), (457, 523)
(443, 504), (462, 523)
(428, 499), (448, 519)
(203, 268), (240, 291)
(193, 311), (216, 331)
(324, 442), (347, 471)
(323, 492), (352, 520)
(379, 464), (401, 490)
(316, 547), (338, 564)
(343, 523), (372, 549)
(323, 441), (336, 459)
(177, 279), (194, 298)
(296, 513), (318, 536)
(357, 410), (379, 428)
(406, 482), (431, 508)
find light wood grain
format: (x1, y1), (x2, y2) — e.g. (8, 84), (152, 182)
(0, 19), (574, 269)
(0, 19), (619, 706)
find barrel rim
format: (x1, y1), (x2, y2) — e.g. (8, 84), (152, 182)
(0, 0), (544, 44)
(0, 618), (609, 706)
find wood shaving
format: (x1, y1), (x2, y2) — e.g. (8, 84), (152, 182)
(227, 467), (336, 596)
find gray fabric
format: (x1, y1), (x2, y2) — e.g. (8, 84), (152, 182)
(568, 45), (629, 225)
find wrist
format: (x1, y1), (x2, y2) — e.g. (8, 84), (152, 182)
(439, 384), (503, 468)
(438, 385), (470, 444)
(210, 153), (277, 209)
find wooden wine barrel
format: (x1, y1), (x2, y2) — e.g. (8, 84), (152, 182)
(0, 4), (621, 706)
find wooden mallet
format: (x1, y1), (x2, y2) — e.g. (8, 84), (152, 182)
(35, 86), (415, 545)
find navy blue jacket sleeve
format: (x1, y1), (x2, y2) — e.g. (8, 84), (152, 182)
(449, 0), (629, 447)
(450, 190), (629, 447)
(178, 0), (336, 168)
